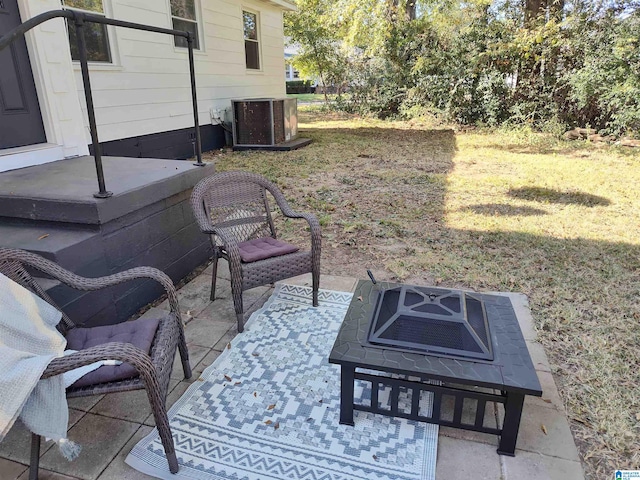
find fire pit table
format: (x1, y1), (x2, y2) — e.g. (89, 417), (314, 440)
(329, 280), (542, 456)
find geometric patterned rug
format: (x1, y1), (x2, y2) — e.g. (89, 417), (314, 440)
(126, 284), (438, 480)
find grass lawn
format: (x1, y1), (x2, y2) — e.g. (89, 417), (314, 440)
(286, 93), (334, 103)
(204, 108), (640, 479)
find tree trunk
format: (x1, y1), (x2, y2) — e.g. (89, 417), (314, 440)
(406, 1), (416, 21)
(387, 0), (416, 22)
(525, 0), (545, 25)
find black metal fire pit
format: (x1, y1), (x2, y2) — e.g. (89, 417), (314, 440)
(367, 285), (493, 361)
(329, 280), (543, 456)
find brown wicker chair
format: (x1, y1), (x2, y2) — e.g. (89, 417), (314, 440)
(0, 248), (192, 478)
(190, 171), (321, 332)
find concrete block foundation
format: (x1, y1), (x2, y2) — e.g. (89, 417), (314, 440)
(0, 156), (214, 326)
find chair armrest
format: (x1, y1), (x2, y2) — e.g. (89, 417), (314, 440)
(0, 248), (181, 320)
(210, 227), (243, 274)
(267, 186), (322, 260)
(285, 211), (321, 253)
(41, 342), (154, 380)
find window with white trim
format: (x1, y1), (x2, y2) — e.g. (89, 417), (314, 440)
(62, 0), (112, 63)
(170, 0), (200, 50)
(243, 10), (260, 70)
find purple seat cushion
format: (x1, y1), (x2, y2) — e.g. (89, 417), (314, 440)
(237, 237), (299, 263)
(65, 316), (161, 388)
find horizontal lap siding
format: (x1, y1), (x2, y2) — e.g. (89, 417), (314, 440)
(75, 0), (287, 143)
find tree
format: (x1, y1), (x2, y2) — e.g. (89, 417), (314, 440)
(285, 0), (640, 135)
(284, 0), (348, 102)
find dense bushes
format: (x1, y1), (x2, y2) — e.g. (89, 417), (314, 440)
(286, 0), (640, 136)
(286, 80), (316, 94)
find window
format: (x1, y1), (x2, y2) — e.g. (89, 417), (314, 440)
(243, 10), (260, 70)
(62, 0), (112, 63)
(170, 0), (200, 49)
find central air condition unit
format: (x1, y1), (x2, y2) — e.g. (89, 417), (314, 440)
(231, 98), (298, 147)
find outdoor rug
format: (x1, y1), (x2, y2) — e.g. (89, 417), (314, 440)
(126, 284), (438, 480)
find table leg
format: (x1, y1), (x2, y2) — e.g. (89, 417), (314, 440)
(339, 365), (355, 426)
(497, 392), (525, 456)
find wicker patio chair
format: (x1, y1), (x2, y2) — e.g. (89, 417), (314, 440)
(0, 248), (192, 478)
(190, 171), (321, 333)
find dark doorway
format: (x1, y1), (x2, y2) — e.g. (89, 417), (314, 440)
(0, 0), (46, 150)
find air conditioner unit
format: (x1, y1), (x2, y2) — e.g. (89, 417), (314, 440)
(231, 98), (298, 147)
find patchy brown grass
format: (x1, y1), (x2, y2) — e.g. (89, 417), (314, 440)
(204, 109), (640, 478)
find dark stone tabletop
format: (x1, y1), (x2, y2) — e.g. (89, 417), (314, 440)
(329, 280), (542, 396)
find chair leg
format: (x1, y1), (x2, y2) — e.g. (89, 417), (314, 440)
(209, 251), (219, 302)
(230, 277), (244, 333)
(144, 382), (179, 474)
(178, 336), (192, 380)
(29, 433), (41, 480)
(312, 268), (320, 308)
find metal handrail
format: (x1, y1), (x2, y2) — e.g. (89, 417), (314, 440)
(0, 9), (204, 199)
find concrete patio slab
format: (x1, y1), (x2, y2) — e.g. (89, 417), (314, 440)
(169, 343), (210, 380)
(0, 457), (28, 479)
(174, 274), (227, 319)
(527, 342), (553, 373)
(503, 403), (581, 462)
(96, 426), (154, 480)
(40, 414), (138, 479)
(438, 396), (499, 445)
(66, 395), (103, 413)
(183, 317), (233, 348)
(436, 436), (502, 479)
(91, 378), (180, 424)
(17, 469), (81, 480)
(501, 450), (586, 480)
(0, 409), (85, 465)
(203, 260), (230, 280)
(0, 269), (585, 480)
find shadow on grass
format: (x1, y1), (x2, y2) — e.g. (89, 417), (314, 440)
(508, 187), (611, 207)
(462, 203), (547, 217)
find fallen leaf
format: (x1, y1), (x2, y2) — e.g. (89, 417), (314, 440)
(265, 420), (272, 425)
(37, 234), (49, 240)
(226, 343), (231, 350)
(306, 417), (313, 422)
(224, 375), (232, 382)
(541, 424), (548, 435)
(373, 455), (378, 461)
(252, 352), (260, 356)
(235, 381), (242, 385)
(253, 392), (257, 397)
(267, 404), (276, 410)
(543, 398), (552, 403)
(274, 422), (280, 430)
(197, 378), (204, 382)
(357, 296), (363, 302)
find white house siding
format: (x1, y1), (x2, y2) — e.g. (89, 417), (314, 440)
(73, 0), (290, 143)
(10, 0), (89, 162)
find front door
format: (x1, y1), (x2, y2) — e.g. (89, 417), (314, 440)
(0, 0), (46, 149)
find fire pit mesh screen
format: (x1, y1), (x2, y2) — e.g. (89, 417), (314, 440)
(367, 286), (493, 360)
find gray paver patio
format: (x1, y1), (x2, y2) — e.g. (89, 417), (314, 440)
(0, 266), (585, 480)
